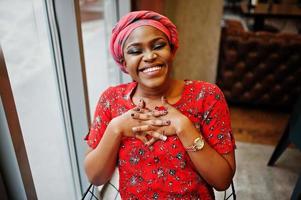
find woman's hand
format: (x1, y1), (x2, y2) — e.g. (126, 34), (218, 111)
(160, 96), (193, 135)
(131, 96), (194, 145)
(111, 99), (169, 144)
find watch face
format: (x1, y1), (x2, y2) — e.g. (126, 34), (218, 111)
(195, 138), (204, 150)
(185, 137), (205, 151)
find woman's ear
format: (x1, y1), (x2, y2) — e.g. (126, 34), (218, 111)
(123, 61), (129, 73)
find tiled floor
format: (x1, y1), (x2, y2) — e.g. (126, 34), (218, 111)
(231, 142), (301, 200)
(224, 106), (300, 199)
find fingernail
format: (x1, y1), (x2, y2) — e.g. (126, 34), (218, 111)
(160, 135), (167, 141)
(132, 127), (137, 132)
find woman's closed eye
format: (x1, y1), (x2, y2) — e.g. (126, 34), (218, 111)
(126, 42), (167, 55)
(127, 48), (142, 55)
(153, 42), (166, 50)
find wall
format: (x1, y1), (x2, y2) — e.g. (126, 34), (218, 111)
(164, 0), (223, 83)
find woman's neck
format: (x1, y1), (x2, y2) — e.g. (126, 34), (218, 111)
(133, 79), (184, 106)
(136, 79), (174, 99)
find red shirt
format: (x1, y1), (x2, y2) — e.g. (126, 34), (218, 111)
(85, 80), (235, 200)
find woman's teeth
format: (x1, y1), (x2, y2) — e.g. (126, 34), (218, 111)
(142, 66), (161, 73)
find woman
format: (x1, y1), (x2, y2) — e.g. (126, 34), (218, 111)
(84, 10), (236, 199)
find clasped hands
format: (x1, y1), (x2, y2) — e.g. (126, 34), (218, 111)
(113, 96), (190, 146)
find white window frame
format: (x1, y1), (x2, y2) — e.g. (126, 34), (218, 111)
(46, 0), (131, 196)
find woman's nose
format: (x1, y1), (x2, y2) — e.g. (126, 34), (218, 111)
(143, 51), (157, 62)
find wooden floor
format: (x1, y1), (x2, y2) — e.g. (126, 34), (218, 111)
(230, 105), (290, 146)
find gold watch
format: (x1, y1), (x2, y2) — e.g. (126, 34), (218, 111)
(185, 137), (205, 152)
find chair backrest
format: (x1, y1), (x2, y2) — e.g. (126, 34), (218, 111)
(289, 95), (301, 149)
(82, 181), (237, 200)
(217, 19), (301, 109)
(223, 181), (236, 200)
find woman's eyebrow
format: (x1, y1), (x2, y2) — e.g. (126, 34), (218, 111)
(126, 43), (140, 50)
(126, 37), (166, 49)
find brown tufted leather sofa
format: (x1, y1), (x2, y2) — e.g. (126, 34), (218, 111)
(217, 19), (301, 109)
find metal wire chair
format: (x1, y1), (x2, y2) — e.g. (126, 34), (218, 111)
(81, 182), (120, 200)
(224, 181), (236, 200)
(81, 184), (99, 200)
(82, 181), (236, 200)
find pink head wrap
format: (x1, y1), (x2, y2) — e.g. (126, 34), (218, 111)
(110, 10), (179, 73)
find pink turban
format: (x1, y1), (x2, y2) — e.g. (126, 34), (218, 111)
(110, 10), (179, 73)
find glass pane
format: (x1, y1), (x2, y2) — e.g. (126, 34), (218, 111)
(79, 0), (110, 116)
(0, 0), (76, 199)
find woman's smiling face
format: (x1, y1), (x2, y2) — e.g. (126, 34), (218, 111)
(123, 25), (174, 89)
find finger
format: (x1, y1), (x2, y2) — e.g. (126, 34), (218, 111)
(150, 119), (170, 126)
(161, 96), (174, 110)
(132, 107), (145, 114)
(135, 134), (148, 143)
(150, 131), (167, 141)
(145, 137), (157, 146)
(132, 125), (153, 132)
(131, 112), (152, 120)
(159, 128), (177, 136)
(161, 96), (169, 106)
(133, 107), (147, 113)
(151, 110), (168, 117)
(137, 98), (145, 109)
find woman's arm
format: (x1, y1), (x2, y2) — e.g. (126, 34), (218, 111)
(131, 98), (235, 190)
(84, 118), (122, 186)
(177, 118), (235, 191)
(84, 103), (169, 186)
(162, 94), (236, 191)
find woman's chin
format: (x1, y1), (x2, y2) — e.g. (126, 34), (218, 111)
(139, 76), (171, 89)
(137, 67), (171, 88)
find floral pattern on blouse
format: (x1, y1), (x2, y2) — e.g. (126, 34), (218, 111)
(85, 80), (235, 200)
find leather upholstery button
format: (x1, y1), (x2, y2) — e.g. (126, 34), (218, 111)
(217, 19), (301, 109)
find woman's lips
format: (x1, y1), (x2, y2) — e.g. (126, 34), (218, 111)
(140, 65), (163, 76)
(142, 66), (162, 73)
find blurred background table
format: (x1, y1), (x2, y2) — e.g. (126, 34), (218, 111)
(241, 1), (301, 31)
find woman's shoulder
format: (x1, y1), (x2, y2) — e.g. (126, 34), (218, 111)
(183, 80), (226, 103)
(99, 82), (136, 100)
(104, 82), (136, 92)
(186, 80), (222, 93)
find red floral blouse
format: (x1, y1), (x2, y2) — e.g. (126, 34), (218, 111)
(85, 80), (235, 200)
